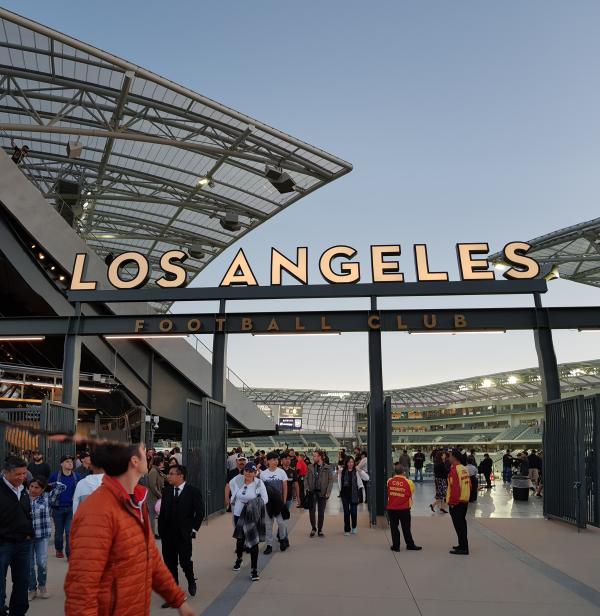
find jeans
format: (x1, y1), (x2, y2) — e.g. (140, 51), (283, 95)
(308, 495), (327, 532)
(0, 540), (31, 616)
(265, 513), (287, 546)
(414, 468), (423, 482)
(52, 506), (73, 556)
(28, 538), (48, 591)
(341, 495), (357, 532)
(502, 466), (512, 483)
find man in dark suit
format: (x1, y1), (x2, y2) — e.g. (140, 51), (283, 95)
(158, 465), (204, 602)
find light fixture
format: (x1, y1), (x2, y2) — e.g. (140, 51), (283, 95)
(197, 177), (211, 187)
(0, 336), (45, 342)
(264, 165), (296, 194)
(507, 375), (519, 384)
(38, 253), (45, 260)
(188, 244), (206, 260)
(0, 378), (112, 394)
(31, 244), (36, 249)
(481, 378), (494, 388)
(104, 334), (189, 340)
(544, 265), (560, 282)
(494, 262), (507, 271)
(83, 201), (89, 209)
(66, 140), (83, 159)
(50, 266), (56, 271)
(220, 211), (241, 232)
(59, 275), (66, 282)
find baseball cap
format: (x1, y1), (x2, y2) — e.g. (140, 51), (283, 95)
(236, 453), (247, 461)
(60, 455), (75, 463)
(244, 462), (257, 472)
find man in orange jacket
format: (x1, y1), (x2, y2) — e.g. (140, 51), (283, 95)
(386, 463), (422, 552)
(446, 448), (471, 555)
(65, 442), (196, 616)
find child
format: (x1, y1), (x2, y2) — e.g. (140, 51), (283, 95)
(28, 476), (66, 600)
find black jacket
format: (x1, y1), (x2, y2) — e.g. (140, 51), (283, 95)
(0, 478), (34, 543)
(478, 458), (493, 475)
(158, 483), (204, 538)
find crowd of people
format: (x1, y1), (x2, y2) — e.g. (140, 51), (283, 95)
(0, 441), (544, 615)
(1, 445), (198, 616)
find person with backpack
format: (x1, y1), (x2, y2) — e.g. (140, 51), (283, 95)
(447, 448), (472, 555)
(48, 455), (80, 558)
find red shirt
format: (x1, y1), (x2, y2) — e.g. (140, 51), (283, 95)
(386, 475), (414, 510)
(295, 458), (308, 478)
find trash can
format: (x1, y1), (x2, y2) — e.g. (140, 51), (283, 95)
(511, 475), (530, 501)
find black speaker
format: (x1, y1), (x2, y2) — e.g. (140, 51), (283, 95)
(264, 166), (296, 194)
(55, 180), (81, 227)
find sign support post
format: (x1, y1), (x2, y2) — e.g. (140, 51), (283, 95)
(62, 302), (82, 415)
(211, 299), (228, 403)
(368, 296), (386, 518)
(533, 292), (561, 403)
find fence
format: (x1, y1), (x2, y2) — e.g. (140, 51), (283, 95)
(544, 395), (600, 528)
(182, 398), (227, 518)
(0, 401), (75, 468)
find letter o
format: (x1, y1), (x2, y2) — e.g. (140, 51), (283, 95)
(187, 319), (202, 332)
(107, 252), (150, 289)
(159, 319), (173, 332)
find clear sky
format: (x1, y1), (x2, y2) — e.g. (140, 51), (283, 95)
(7, 1), (600, 390)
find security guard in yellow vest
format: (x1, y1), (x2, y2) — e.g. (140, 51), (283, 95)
(446, 448), (471, 555)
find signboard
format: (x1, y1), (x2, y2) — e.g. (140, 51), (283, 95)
(69, 242), (541, 291)
(279, 418), (303, 431)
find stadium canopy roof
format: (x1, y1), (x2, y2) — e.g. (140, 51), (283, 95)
(0, 8), (352, 289)
(491, 218), (600, 289)
(248, 359), (600, 410)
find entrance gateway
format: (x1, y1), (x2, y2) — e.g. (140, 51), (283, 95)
(1, 245), (599, 524)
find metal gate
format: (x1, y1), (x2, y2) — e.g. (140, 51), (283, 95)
(182, 397), (227, 518)
(0, 401), (75, 467)
(544, 395), (600, 528)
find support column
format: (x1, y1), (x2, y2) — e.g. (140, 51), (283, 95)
(368, 296), (386, 518)
(212, 299), (228, 403)
(62, 302), (82, 413)
(533, 292), (561, 403)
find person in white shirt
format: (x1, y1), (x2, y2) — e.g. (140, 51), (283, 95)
(72, 452), (104, 515)
(260, 452), (289, 554)
(228, 462), (268, 582)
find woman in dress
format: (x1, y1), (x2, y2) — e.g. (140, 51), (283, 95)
(429, 451), (448, 513)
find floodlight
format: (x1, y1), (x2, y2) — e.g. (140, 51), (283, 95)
(220, 211), (241, 232)
(67, 140), (83, 159)
(264, 165), (296, 194)
(188, 245), (206, 260)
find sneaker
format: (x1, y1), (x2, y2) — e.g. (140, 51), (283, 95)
(28, 590), (36, 601)
(233, 558), (242, 571)
(37, 587), (50, 599)
(318, 531), (324, 537)
(250, 570), (260, 582)
(310, 529), (316, 537)
(344, 531), (350, 536)
(351, 528), (357, 534)
(55, 550), (64, 558)
(264, 545), (272, 555)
